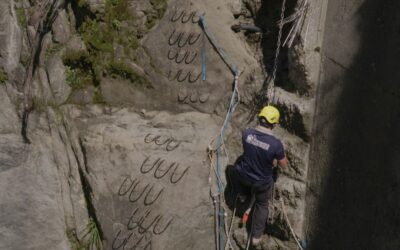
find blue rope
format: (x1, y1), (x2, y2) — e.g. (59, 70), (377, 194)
(200, 15), (240, 250)
(199, 15), (238, 76)
(202, 31), (207, 80)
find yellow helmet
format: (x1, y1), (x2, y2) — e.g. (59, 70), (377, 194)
(258, 105), (280, 124)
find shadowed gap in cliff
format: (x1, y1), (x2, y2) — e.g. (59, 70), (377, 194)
(254, 0), (298, 93)
(308, 0), (400, 249)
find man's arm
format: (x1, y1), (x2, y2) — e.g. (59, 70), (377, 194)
(273, 157), (287, 168)
(277, 157), (287, 168)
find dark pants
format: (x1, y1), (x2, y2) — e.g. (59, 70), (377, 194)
(233, 168), (273, 238)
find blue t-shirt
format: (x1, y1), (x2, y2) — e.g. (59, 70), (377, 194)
(236, 127), (285, 184)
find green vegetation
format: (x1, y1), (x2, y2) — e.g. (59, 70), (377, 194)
(81, 19), (113, 52)
(63, 49), (97, 89)
(46, 43), (63, 61)
(92, 87), (105, 103)
(0, 67), (8, 84)
(16, 7), (27, 27)
(21, 53), (31, 67)
(32, 98), (47, 113)
(78, 0), (87, 8)
(65, 66), (95, 89)
(66, 229), (86, 250)
(62, 0), (166, 99)
(107, 60), (150, 86)
(62, 50), (90, 66)
(147, 0), (167, 29)
(81, 218), (103, 250)
(65, 66), (80, 88)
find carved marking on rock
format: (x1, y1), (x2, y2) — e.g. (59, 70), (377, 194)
(138, 156), (190, 184)
(144, 133), (181, 151)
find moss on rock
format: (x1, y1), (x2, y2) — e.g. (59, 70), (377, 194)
(107, 60), (150, 87)
(63, 0), (165, 97)
(0, 68), (8, 84)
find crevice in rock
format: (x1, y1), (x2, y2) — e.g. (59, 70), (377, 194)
(20, 1), (65, 143)
(277, 102), (309, 142)
(78, 137), (90, 174)
(253, 0), (297, 82)
(243, 0), (309, 96)
(77, 161), (104, 241)
(21, 110), (31, 144)
(69, 0), (96, 30)
(63, 120), (102, 243)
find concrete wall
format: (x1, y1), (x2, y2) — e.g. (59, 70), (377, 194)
(306, 0), (400, 249)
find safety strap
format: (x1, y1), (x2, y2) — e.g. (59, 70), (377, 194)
(199, 15), (238, 76)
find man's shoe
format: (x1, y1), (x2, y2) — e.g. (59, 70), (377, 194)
(252, 237), (261, 245)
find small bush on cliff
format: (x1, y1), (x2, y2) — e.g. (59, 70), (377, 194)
(62, 50), (90, 68)
(81, 218), (103, 250)
(0, 68), (8, 84)
(66, 228), (86, 250)
(65, 66), (80, 88)
(107, 60), (150, 87)
(16, 7), (27, 27)
(147, 0), (167, 29)
(81, 19), (113, 53)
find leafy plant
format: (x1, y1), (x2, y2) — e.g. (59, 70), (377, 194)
(147, 0), (167, 29)
(107, 60), (150, 87)
(0, 67), (8, 84)
(92, 87), (105, 103)
(78, 0), (87, 8)
(65, 66), (80, 88)
(62, 0), (162, 96)
(62, 49), (90, 68)
(16, 7), (27, 27)
(81, 218), (103, 250)
(66, 229), (86, 250)
(111, 19), (121, 30)
(21, 53), (31, 67)
(81, 19), (113, 52)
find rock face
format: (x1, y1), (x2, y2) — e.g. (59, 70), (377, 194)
(0, 0), (331, 249)
(306, 0), (400, 249)
(66, 106), (220, 249)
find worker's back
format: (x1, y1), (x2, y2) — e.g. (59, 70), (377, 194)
(236, 126), (284, 184)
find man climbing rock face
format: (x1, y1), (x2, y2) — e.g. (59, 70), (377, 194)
(234, 105), (287, 245)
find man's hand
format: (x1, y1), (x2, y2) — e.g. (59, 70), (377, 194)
(272, 167), (279, 182)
